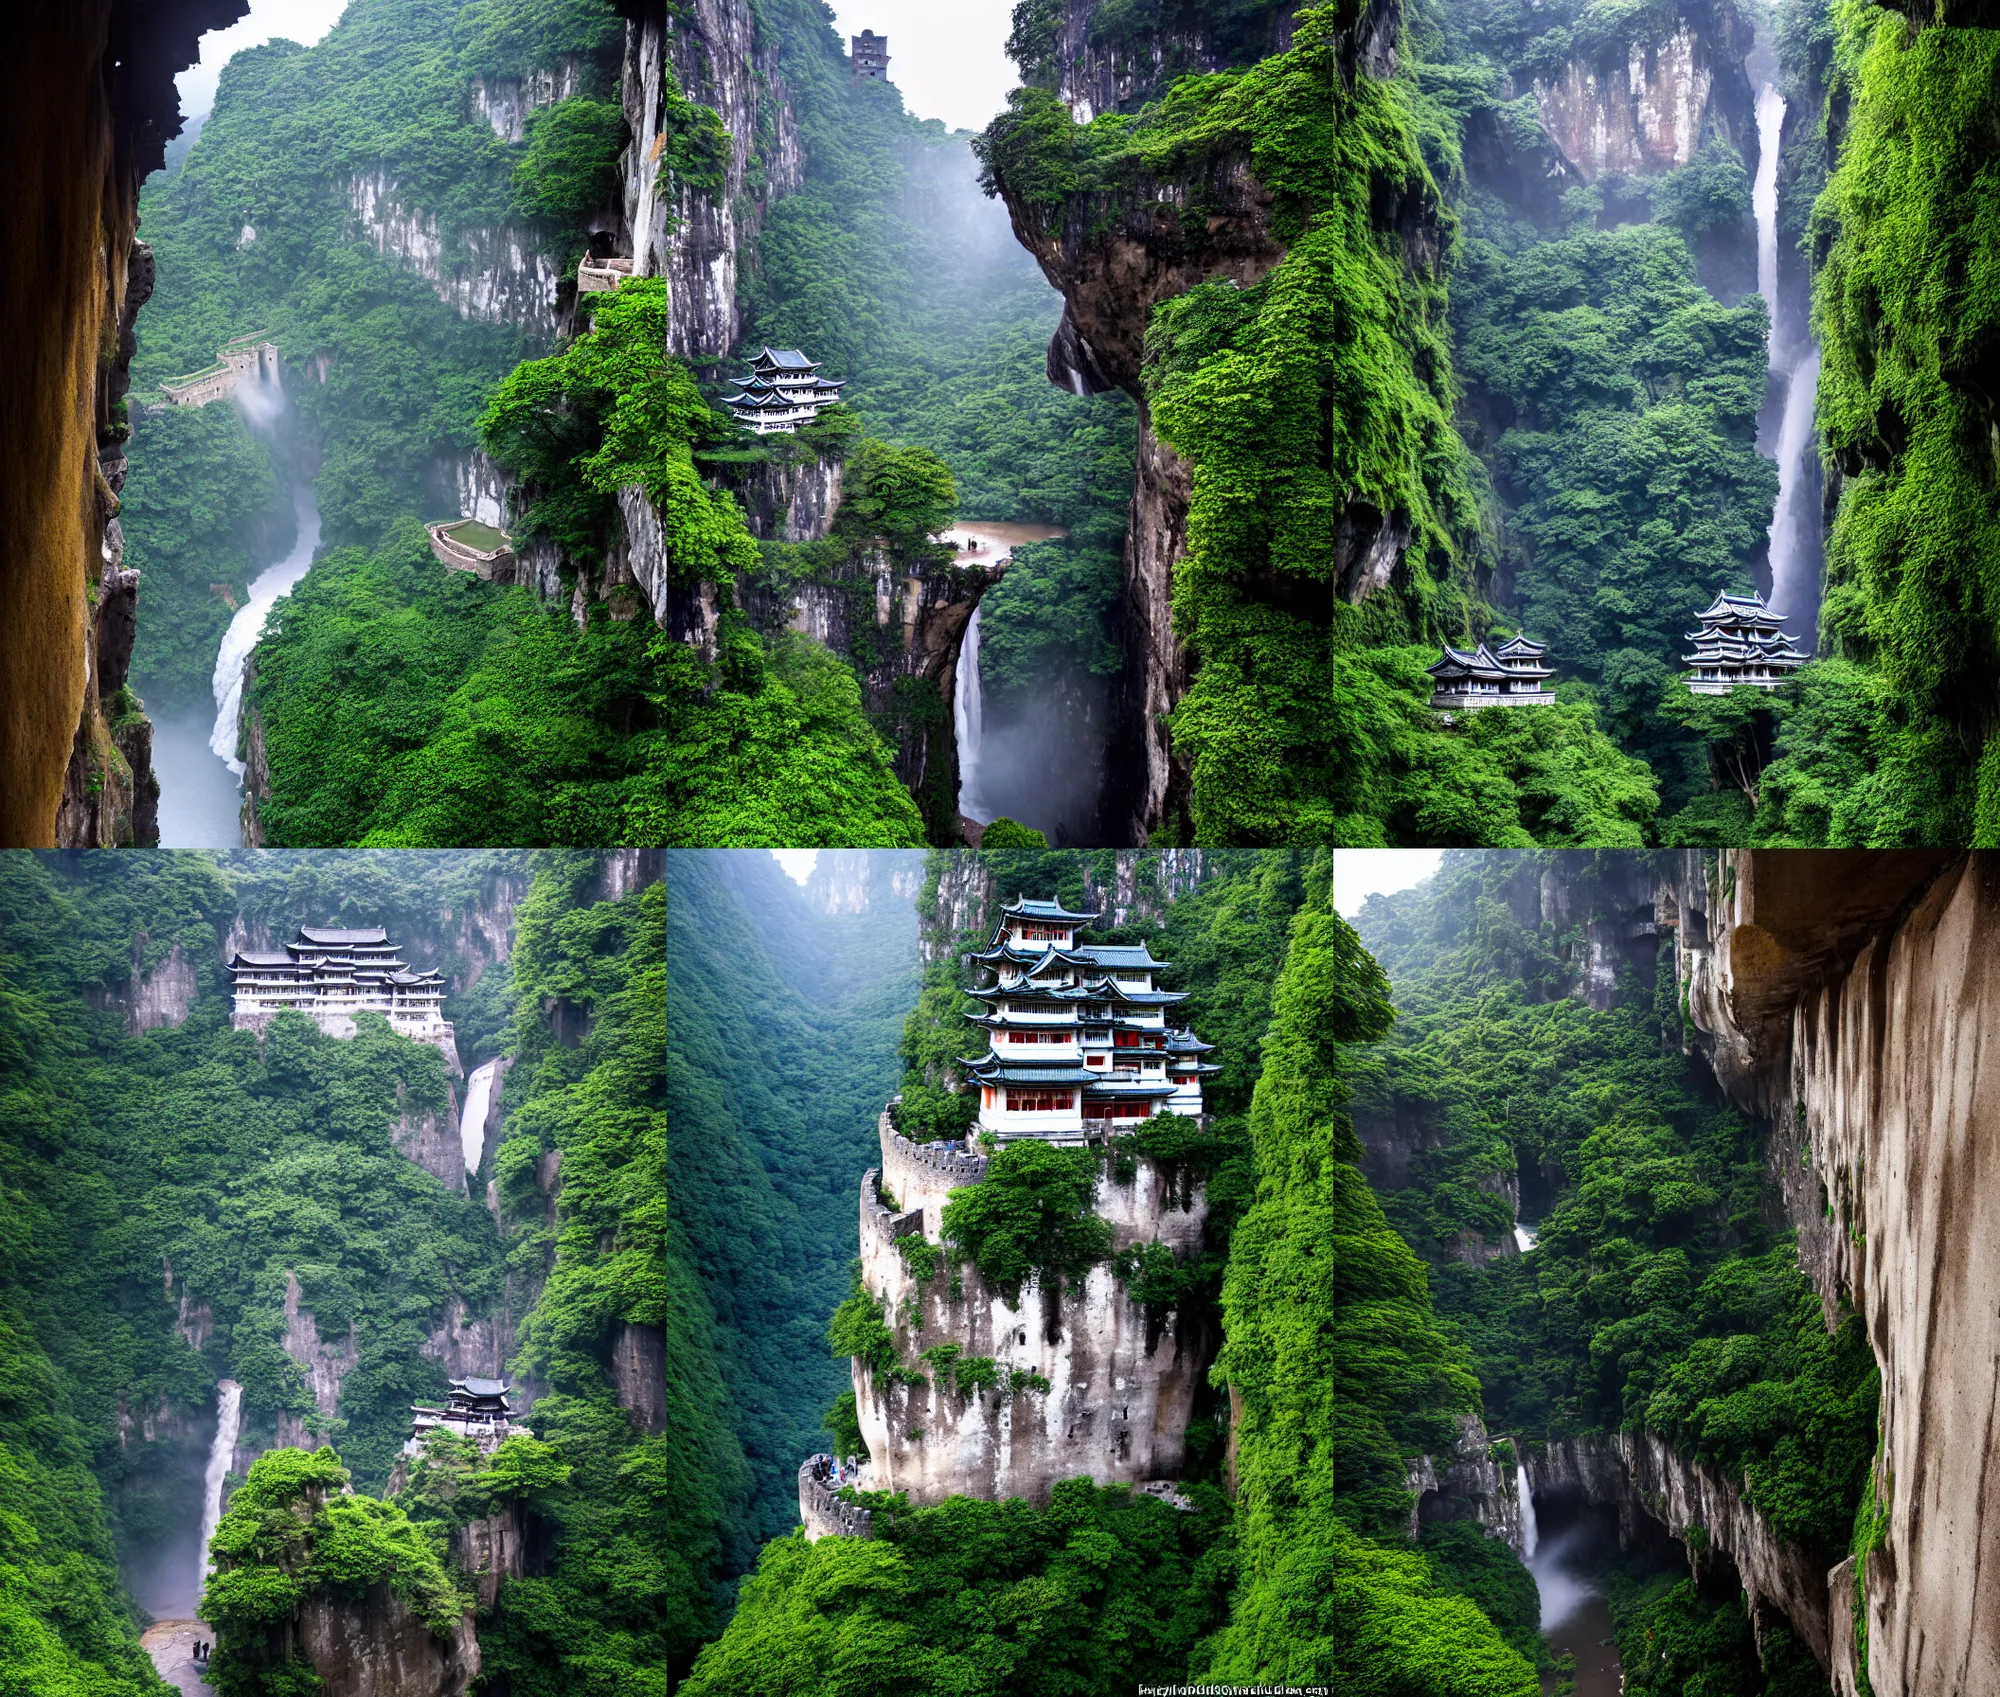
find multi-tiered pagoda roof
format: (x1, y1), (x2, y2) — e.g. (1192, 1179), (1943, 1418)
(955, 897), (1218, 1144)
(721, 347), (846, 435)
(1682, 590), (1806, 693)
(1427, 634), (1556, 709)
(229, 926), (446, 1007)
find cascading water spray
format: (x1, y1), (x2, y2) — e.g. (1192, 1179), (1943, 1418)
(1754, 80), (1824, 651)
(461, 1058), (501, 1175)
(197, 1380), (243, 1585)
(1517, 1464), (1539, 1560)
(954, 601), (989, 824)
(208, 481), (322, 774)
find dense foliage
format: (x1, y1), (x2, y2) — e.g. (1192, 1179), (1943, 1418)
(678, 1480), (1233, 1697)
(981, 6), (1658, 843)
(473, 853), (674, 1695)
(1798, 1), (2000, 843)
(203, 1447), (467, 1694)
(0, 851), (545, 1694)
(246, 524), (674, 846)
(1199, 854), (1536, 1691)
(1351, 850), (1881, 1679)
(122, 403), (290, 711)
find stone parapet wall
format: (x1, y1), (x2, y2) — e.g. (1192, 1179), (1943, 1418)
(877, 1109), (988, 1237)
(799, 1455), (873, 1541)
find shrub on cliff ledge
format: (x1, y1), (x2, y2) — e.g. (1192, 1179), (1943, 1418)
(203, 1446), (467, 1695)
(942, 1142), (1116, 1303)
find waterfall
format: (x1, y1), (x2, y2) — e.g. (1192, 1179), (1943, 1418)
(461, 1058), (501, 1175)
(198, 1380), (243, 1586)
(208, 478), (322, 775)
(1754, 80), (1823, 652)
(1754, 84), (1782, 311)
(954, 602), (989, 823)
(1517, 1464), (1539, 1560)
(1513, 1222), (1538, 1253)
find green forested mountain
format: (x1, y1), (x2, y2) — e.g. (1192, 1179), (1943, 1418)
(0, 850), (663, 1693)
(665, 850), (921, 1666)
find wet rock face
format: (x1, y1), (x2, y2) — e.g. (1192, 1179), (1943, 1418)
(612, 1322), (665, 1433)
(1, 3), (225, 845)
(1677, 851), (2000, 1697)
(1524, 0), (1757, 183)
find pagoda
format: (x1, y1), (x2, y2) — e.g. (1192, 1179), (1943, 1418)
(405, 1378), (512, 1457)
(720, 347), (847, 435)
(956, 897), (1218, 1144)
(1427, 634), (1557, 709)
(229, 925), (451, 1052)
(1682, 590), (1807, 693)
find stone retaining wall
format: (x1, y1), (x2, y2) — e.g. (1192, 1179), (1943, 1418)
(799, 1455), (873, 1541)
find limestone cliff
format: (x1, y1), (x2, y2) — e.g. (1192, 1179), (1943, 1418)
(0, 0), (236, 845)
(611, 0), (802, 361)
(843, 1113), (1214, 1510)
(919, 847), (1214, 966)
(346, 171), (562, 339)
(1672, 850), (1999, 1697)
(1528, 0), (1756, 183)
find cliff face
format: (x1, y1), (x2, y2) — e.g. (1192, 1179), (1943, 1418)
(1675, 851), (2000, 1697)
(346, 171), (561, 339)
(292, 1585), (480, 1697)
(1530, 1), (1756, 182)
(988, 0), (1433, 840)
(920, 848), (1214, 965)
(0, 0), (232, 845)
(614, 0), (802, 361)
(851, 1114), (1213, 1507)
(1530, 1431), (1833, 1663)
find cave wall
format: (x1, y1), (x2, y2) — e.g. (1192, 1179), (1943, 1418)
(0, 0), (235, 845)
(1676, 850), (2000, 1697)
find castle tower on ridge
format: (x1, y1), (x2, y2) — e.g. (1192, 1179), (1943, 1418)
(851, 30), (889, 83)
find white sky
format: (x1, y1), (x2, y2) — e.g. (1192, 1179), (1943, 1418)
(828, 0), (1018, 133)
(178, 3), (1017, 136)
(771, 849), (1442, 914)
(772, 849), (819, 885)
(1333, 850), (1443, 917)
(177, 0), (350, 119)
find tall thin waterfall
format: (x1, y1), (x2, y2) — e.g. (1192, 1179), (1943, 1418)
(461, 1058), (501, 1175)
(198, 1380), (243, 1586)
(1754, 81), (1823, 651)
(1517, 1464), (1539, 1560)
(209, 360), (322, 776)
(954, 603), (989, 823)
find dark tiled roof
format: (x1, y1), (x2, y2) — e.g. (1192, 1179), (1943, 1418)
(299, 926), (389, 944)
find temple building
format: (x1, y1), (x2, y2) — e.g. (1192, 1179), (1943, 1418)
(405, 1378), (512, 1457)
(229, 925), (455, 1063)
(1427, 634), (1557, 709)
(957, 898), (1218, 1144)
(1682, 589), (1807, 693)
(851, 30), (890, 83)
(721, 347), (847, 435)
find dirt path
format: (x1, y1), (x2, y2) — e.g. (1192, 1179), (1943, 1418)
(139, 1620), (215, 1695)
